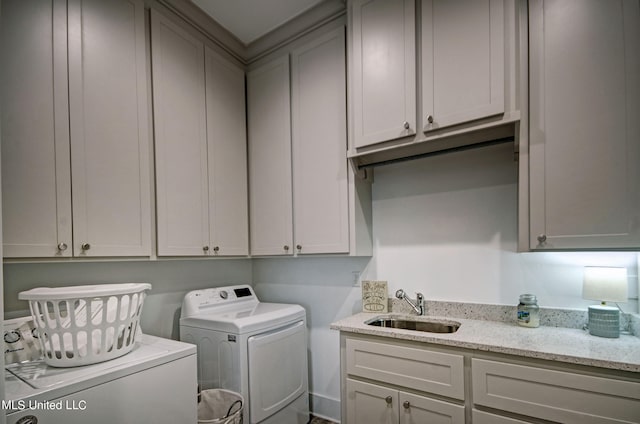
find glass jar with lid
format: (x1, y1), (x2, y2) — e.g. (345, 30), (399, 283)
(517, 294), (540, 328)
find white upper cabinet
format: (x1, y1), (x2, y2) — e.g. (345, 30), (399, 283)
(205, 46), (249, 256)
(152, 11), (248, 256)
(351, 0), (416, 148)
(1, 0), (151, 258)
(528, 0), (640, 249)
(68, 0), (151, 257)
(247, 55), (294, 256)
(152, 11), (209, 256)
(291, 27), (350, 254)
(248, 24), (372, 257)
(348, 0), (518, 166)
(1, 0), (72, 258)
(421, 0), (504, 132)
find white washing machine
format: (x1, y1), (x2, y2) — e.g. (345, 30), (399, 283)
(180, 285), (309, 424)
(4, 332), (197, 424)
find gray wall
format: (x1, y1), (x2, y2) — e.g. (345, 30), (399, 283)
(4, 259), (252, 339)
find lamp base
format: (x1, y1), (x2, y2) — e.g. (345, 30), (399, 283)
(588, 305), (620, 338)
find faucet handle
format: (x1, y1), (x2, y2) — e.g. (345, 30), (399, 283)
(395, 289), (406, 299)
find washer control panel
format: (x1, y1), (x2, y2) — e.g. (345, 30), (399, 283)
(181, 285), (256, 317)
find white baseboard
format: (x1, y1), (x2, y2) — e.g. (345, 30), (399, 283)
(310, 392), (341, 423)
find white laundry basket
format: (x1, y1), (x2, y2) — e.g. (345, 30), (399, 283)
(198, 389), (244, 424)
(19, 283), (151, 367)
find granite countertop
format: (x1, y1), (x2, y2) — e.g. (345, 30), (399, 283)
(331, 311), (640, 373)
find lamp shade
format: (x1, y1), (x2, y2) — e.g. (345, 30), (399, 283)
(583, 267), (628, 303)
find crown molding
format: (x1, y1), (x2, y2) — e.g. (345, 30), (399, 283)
(246, 0), (346, 64)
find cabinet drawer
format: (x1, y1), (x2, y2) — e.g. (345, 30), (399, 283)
(472, 409), (532, 424)
(346, 338), (464, 400)
(472, 358), (640, 423)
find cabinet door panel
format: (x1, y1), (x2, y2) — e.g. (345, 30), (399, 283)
(472, 358), (640, 423)
(291, 27), (349, 254)
(205, 47), (249, 256)
(1, 0), (72, 257)
(68, 0), (151, 256)
(346, 379), (398, 424)
(346, 338), (465, 400)
(352, 0), (416, 147)
(422, 0), (504, 131)
(529, 0), (640, 249)
(247, 56), (294, 256)
(400, 392), (465, 424)
(151, 11), (209, 256)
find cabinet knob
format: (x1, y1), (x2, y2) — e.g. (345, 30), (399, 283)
(213, 246), (219, 253)
(16, 416), (38, 424)
(403, 401), (410, 409)
(426, 115), (434, 124)
(537, 234), (547, 244)
(385, 396), (393, 405)
(57, 242), (68, 251)
(81, 243), (90, 251)
(296, 244), (302, 251)
(284, 245), (290, 251)
(403, 121), (410, 130)
(203, 246), (209, 252)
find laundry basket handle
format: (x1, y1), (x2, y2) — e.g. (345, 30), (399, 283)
(224, 400), (242, 418)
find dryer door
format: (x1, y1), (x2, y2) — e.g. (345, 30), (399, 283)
(247, 320), (308, 423)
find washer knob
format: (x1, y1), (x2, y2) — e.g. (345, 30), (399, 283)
(4, 330), (21, 343)
(220, 290), (228, 300)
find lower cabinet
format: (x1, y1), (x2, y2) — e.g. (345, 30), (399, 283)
(343, 337), (465, 424)
(341, 333), (640, 424)
(347, 379), (464, 424)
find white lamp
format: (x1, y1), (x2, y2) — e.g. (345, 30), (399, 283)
(583, 267), (628, 338)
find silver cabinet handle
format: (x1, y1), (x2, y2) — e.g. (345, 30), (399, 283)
(385, 396), (393, 405)
(403, 121), (410, 130)
(203, 246), (209, 252)
(81, 243), (90, 251)
(426, 115), (434, 124)
(403, 401), (410, 409)
(213, 246), (219, 253)
(57, 242), (68, 251)
(537, 234), (547, 244)
(284, 245), (290, 251)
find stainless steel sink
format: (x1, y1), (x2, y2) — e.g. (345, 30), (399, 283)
(366, 317), (460, 333)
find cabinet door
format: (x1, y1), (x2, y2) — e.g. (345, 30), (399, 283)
(68, 0), (151, 256)
(421, 0), (504, 132)
(205, 47), (249, 256)
(351, 0), (416, 148)
(151, 11), (209, 256)
(247, 55), (294, 256)
(399, 392), (465, 424)
(529, 0), (640, 249)
(346, 379), (398, 424)
(291, 27), (349, 254)
(1, 0), (72, 257)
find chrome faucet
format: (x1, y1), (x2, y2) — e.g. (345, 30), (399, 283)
(395, 289), (425, 316)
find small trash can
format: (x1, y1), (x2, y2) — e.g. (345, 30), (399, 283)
(198, 389), (244, 424)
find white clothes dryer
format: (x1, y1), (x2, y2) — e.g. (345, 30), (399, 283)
(180, 285), (309, 424)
